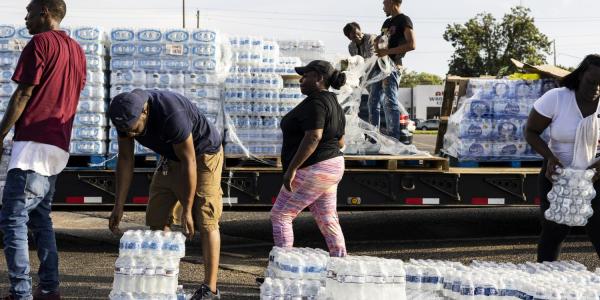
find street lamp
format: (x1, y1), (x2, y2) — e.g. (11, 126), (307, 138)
(182, 0), (186, 28)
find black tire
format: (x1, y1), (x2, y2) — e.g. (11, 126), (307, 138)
(420, 126), (427, 130)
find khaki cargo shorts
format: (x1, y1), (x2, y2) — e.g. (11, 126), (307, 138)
(146, 147), (223, 233)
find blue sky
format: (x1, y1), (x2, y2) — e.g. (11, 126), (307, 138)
(1, 0), (599, 76)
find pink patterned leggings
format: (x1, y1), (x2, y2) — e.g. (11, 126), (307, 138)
(271, 156), (347, 257)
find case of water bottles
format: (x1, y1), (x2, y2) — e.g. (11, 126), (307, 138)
(278, 40), (326, 65)
(444, 78), (558, 161)
(545, 167), (596, 226)
(110, 230), (188, 300)
(405, 259), (600, 300)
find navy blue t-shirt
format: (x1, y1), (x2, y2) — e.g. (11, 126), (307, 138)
(117, 90), (222, 161)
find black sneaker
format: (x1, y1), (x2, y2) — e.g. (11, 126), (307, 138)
(191, 284), (221, 300)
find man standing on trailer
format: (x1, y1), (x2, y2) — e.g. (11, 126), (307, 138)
(0, 0), (86, 299)
(108, 89), (224, 300)
(371, 0), (416, 144)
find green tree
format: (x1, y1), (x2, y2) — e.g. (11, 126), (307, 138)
(443, 6), (552, 77)
(400, 70), (444, 87)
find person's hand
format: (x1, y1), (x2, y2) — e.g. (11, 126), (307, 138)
(587, 161), (600, 182)
(545, 156), (564, 181)
(283, 168), (297, 192)
(182, 210), (195, 240)
(109, 206), (124, 235)
(375, 48), (389, 58)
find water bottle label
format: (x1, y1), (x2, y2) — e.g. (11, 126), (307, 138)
(484, 287), (498, 296)
(165, 30), (189, 43)
(138, 29), (162, 42)
(452, 283), (461, 293)
(461, 287), (475, 296)
(474, 287), (485, 295)
(166, 44), (185, 56)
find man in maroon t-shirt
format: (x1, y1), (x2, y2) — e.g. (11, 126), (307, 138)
(0, 0), (86, 299)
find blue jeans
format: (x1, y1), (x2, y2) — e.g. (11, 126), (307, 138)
(0, 169), (59, 300)
(368, 69), (402, 139)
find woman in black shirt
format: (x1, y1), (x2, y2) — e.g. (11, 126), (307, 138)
(271, 60), (348, 257)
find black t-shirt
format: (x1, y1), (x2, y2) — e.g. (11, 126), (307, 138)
(117, 90), (222, 161)
(381, 13), (413, 65)
(280, 91), (345, 173)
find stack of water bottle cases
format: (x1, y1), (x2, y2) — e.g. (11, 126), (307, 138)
(0, 24), (26, 196)
(260, 246), (407, 300)
(262, 246), (600, 299)
(69, 27), (110, 157)
(110, 230), (187, 300)
(444, 78), (557, 161)
(223, 36), (303, 156)
(108, 27), (223, 156)
(0, 25), (110, 193)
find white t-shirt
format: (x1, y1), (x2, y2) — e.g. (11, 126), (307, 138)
(533, 87), (600, 167)
(8, 141), (70, 176)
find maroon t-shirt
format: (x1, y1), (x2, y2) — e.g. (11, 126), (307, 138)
(11, 30), (86, 152)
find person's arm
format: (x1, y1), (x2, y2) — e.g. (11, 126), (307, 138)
(172, 134), (197, 238)
(525, 109), (561, 180)
(338, 135), (345, 149)
(0, 83), (35, 160)
(109, 136), (135, 234)
(0, 83), (35, 138)
(283, 129), (323, 192)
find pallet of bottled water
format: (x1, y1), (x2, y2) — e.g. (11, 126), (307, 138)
(109, 230), (188, 300)
(444, 78), (557, 162)
(66, 26), (111, 156)
(224, 35), (302, 157)
(405, 259), (600, 299)
(108, 27), (226, 156)
(545, 167), (596, 226)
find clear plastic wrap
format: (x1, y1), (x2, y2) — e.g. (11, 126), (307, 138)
(338, 55), (428, 156)
(443, 78), (557, 161)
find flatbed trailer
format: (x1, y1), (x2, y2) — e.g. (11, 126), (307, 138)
(51, 76), (544, 211)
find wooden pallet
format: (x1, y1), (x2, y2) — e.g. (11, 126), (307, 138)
(344, 155), (449, 171)
(225, 155), (282, 169)
(448, 157), (543, 168)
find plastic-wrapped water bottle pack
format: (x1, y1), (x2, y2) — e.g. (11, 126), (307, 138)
(323, 256), (406, 300)
(109, 230), (188, 300)
(545, 167), (596, 226)
(444, 78), (557, 162)
(278, 40), (326, 65)
(407, 259), (600, 300)
(260, 277), (326, 300)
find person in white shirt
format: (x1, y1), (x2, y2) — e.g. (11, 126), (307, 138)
(526, 54), (600, 262)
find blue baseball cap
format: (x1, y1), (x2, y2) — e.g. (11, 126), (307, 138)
(108, 89), (149, 131)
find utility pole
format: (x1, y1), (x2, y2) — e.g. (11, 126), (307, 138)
(554, 40), (557, 66)
(196, 10), (200, 29)
(182, 0), (186, 28)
